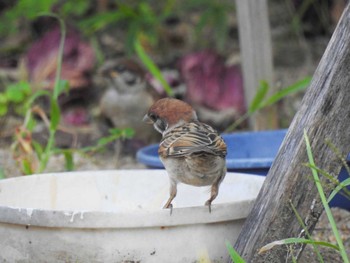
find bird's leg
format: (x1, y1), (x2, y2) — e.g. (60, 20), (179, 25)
(205, 182), (219, 213)
(163, 181), (177, 214)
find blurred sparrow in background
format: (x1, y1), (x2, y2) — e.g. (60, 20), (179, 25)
(143, 98), (227, 212)
(99, 58), (160, 152)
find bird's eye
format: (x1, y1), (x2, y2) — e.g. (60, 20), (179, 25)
(149, 113), (157, 121)
(116, 64), (126, 72)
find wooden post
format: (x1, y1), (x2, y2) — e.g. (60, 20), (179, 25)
(234, 3), (350, 262)
(235, 0), (278, 129)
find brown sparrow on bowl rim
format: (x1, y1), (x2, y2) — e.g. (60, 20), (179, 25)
(143, 98), (227, 212)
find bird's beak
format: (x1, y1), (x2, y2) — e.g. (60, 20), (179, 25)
(110, 70), (119, 78)
(143, 114), (154, 124)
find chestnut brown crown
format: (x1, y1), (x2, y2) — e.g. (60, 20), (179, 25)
(143, 98), (197, 134)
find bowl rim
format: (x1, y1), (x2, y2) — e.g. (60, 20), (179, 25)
(0, 170), (264, 229)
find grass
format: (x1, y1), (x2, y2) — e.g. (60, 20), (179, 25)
(134, 37), (173, 97)
(288, 200), (324, 262)
(225, 77), (311, 132)
(226, 130), (350, 262)
(226, 241), (245, 263)
(303, 130), (349, 263)
(10, 13), (68, 174)
(6, 13), (135, 175)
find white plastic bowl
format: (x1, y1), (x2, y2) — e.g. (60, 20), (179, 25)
(0, 170), (264, 262)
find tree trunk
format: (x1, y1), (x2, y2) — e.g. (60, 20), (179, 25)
(234, 3), (350, 262)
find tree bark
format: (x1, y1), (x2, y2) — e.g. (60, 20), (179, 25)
(234, 3), (350, 262)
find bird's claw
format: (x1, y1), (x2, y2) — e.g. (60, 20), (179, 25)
(163, 203), (173, 215)
(205, 200), (212, 213)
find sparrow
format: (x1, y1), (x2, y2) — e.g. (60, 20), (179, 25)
(143, 98), (227, 212)
(99, 58), (160, 150)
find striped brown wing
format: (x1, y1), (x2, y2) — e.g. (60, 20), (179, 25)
(158, 121), (227, 158)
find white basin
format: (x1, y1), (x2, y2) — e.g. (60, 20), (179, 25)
(0, 170), (264, 262)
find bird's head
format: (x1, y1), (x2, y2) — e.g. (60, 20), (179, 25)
(100, 58), (146, 94)
(143, 98), (197, 135)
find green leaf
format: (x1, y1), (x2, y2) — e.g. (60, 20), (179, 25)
(50, 98), (61, 131)
(125, 22), (141, 55)
(0, 104), (8, 116)
(19, 81), (31, 95)
(0, 167), (5, 179)
(25, 90), (51, 110)
(138, 2), (154, 19)
(195, 9), (212, 38)
(38, 129), (56, 173)
(79, 11), (127, 34)
(22, 159), (34, 175)
(54, 79), (69, 99)
(63, 151), (74, 171)
(304, 162), (350, 202)
(79, 128), (134, 154)
(134, 38), (173, 97)
(2, 0), (58, 23)
(289, 201), (325, 263)
(6, 84), (25, 103)
(122, 127), (135, 138)
(262, 77), (311, 107)
(325, 139), (350, 190)
(259, 237), (339, 254)
(117, 4), (137, 19)
(226, 241), (246, 263)
(26, 115), (37, 132)
(248, 80), (269, 113)
(213, 8), (228, 52)
(23, 0), (58, 19)
(94, 128), (135, 149)
(77, 145), (97, 153)
(162, 0), (177, 19)
(0, 93), (8, 104)
(97, 136), (115, 146)
(32, 140), (43, 160)
(304, 163), (339, 186)
(328, 177), (350, 203)
(61, 0), (90, 17)
(109, 127), (135, 138)
(304, 130), (350, 263)
(0, 93), (8, 116)
(108, 128), (123, 136)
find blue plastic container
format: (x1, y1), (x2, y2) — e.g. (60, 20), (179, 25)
(137, 129), (350, 210)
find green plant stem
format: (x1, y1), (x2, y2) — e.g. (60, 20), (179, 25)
(0, 167), (5, 179)
(226, 241), (245, 263)
(134, 38), (173, 97)
(304, 130), (349, 263)
(325, 139), (350, 184)
(260, 238), (339, 254)
(289, 200), (324, 262)
(225, 111), (250, 132)
(224, 77), (310, 133)
(35, 13), (66, 173)
(305, 163), (350, 202)
(39, 129), (55, 173)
